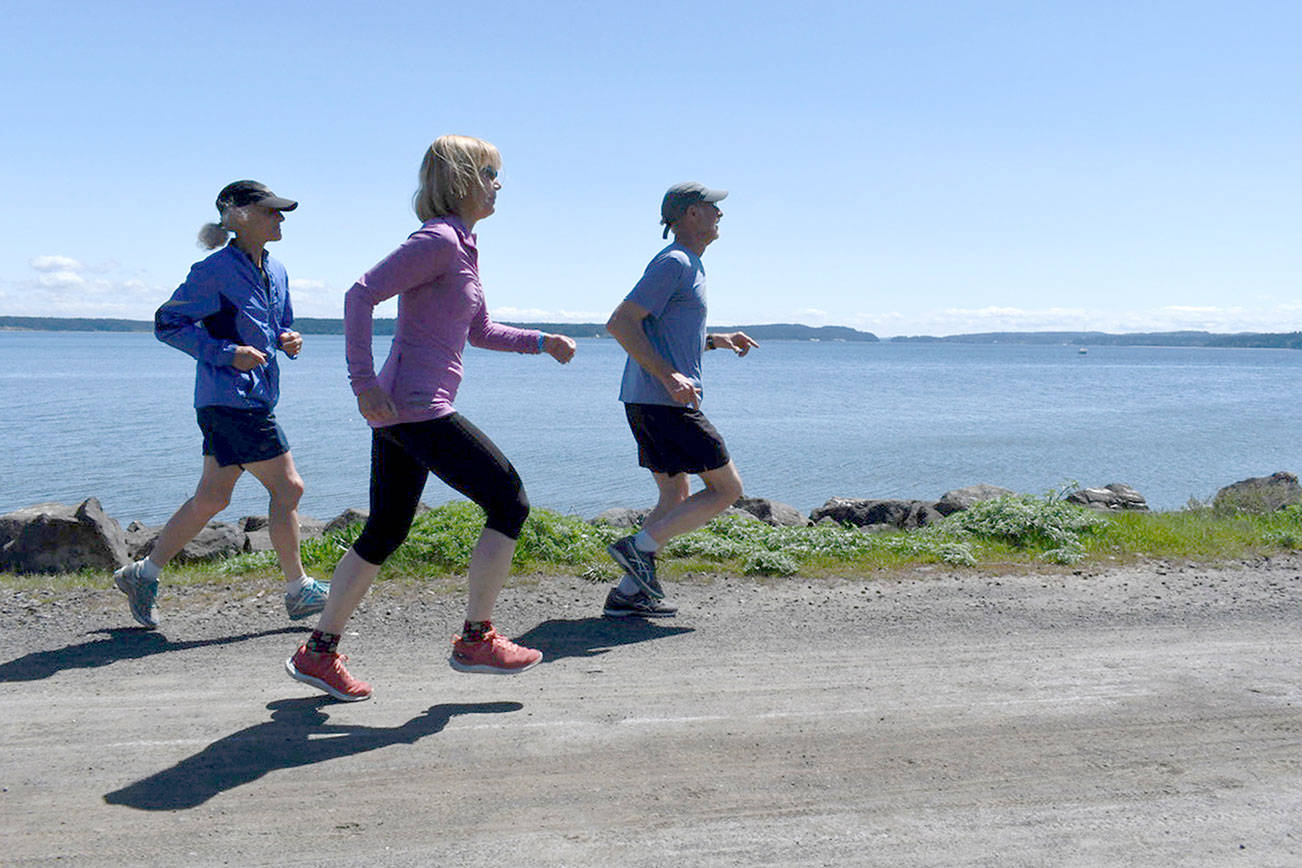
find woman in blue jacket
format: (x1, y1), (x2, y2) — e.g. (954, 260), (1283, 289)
(112, 180), (327, 628)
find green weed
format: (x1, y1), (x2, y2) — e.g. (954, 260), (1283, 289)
(7, 496), (1302, 590)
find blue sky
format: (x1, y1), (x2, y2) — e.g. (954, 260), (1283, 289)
(1, 0), (1298, 336)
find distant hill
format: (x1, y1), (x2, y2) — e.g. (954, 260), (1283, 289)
(4, 316), (1299, 348)
(0, 316), (152, 332)
(500, 322), (880, 342)
(888, 330), (1302, 349)
(0, 316), (879, 342)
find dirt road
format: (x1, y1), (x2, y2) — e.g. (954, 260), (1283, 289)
(2, 557), (1299, 866)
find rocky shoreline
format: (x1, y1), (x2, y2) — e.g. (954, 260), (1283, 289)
(2, 473), (1298, 576)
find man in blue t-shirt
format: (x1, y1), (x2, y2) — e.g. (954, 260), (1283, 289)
(603, 182), (759, 617)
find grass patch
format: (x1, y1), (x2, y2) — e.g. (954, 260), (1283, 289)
(5, 499), (1302, 590)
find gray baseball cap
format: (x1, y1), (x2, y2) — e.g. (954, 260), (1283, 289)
(660, 182), (727, 238)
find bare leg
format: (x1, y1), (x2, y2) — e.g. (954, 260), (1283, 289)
(644, 461), (744, 545)
(147, 456), (243, 566)
(315, 548), (382, 635)
(644, 472), (691, 528)
(243, 451), (307, 586)
(465, 528), (517, 622)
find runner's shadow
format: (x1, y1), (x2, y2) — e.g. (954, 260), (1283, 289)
(513, 617), (694, 663)
(104, 697), (523, 811)
(0, 627), (304, 683)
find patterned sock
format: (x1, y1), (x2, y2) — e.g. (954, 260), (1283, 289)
(462, 620), (491, 642)
(305, 630), (339, 654)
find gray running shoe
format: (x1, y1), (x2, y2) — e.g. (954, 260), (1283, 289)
(284, 578), (329, 620)
(113, 561), (159, 628)
(606, 535), (663, 599)
(603, 587), (677, 618)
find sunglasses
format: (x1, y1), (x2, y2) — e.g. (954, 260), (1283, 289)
(480, 165), (499, 182)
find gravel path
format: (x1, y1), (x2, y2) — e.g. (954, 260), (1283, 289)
(2, 557), (1300, 866)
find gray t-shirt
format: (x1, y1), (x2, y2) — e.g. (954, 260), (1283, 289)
(618, 243), (707, 406)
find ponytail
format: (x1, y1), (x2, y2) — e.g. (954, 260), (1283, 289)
(197, 221), (229, 250)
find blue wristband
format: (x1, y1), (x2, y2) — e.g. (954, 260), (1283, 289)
(537, 333), (547, 353)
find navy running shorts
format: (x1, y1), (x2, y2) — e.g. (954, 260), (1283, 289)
(196, 405), (290, 467)
(623, 402), (731, 476)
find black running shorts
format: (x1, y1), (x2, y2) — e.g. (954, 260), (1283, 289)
(623, 402), (730, 476)
(196, 405), (290, 467)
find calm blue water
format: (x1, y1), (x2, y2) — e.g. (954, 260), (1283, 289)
(2, 331), (1299, 525)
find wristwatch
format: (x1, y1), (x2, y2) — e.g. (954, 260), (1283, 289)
(705, 335), (715, 350)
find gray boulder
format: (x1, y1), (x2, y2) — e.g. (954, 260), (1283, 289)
(905, 501), (945, 529)
(324, 508), (369, 535)
(734, 496), (811, 527)
(1066, 483), (1149, 512)
(239, 515), (268, 532)
(1213, 472), (1302, 513)
(935, 484), (1015, 516)
(239, 515), (326, 539)
(809, 497), (942, 530)
(0, 501), (66, 548)
(0, 498), (129, 574)
(298, 516), (327, 540)
(715, 506), (763, 523)
(138, 521), (243, 563)
(125, 520), (157, 560)
(589, 507), (649, 528)
(243, 529), (274, 554)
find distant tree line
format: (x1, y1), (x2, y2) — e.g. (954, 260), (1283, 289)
(4, 316), (1300, 348)
(0, 316), (880, 342)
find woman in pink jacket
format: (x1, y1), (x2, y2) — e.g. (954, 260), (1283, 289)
(286, 135), (576, 701)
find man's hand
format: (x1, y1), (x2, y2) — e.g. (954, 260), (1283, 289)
(279, 330), (303, 357)
(232, 346), (268, 371)
(543, 334), (576, 364)
(663, 371), (702, 408)
(357, 384), (398, 424)
(710, 331), (759, 357)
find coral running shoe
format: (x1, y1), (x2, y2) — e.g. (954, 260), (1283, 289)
(449, 629), (542, 674)
(285, 645), (372, 702)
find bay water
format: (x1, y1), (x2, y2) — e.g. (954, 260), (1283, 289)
(2, 331), (1299, 527)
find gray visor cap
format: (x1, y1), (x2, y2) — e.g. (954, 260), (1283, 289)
(660, 182), (727, 236)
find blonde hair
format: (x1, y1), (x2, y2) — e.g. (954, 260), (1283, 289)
(413, 134), (502, 222)
(196, 205), (255, 250)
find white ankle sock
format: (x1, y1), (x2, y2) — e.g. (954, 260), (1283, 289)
(286, 575), (313, 593)
(139, 559), (162, 581)
(616, 573), (642, 595)
(632, 530), (660, 553)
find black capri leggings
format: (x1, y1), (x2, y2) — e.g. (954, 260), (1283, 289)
(352, 413), (530, 566)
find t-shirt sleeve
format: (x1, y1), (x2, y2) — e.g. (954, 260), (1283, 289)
(624, 253), (687, 318)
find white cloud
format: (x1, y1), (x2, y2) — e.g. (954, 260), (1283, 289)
(1, 257), (164, 318)
(38, 271), (87, 288)
(844, 303), (1302, 337)
(490, 305), (607, 322)
(284, 278), (345, 317)
(30, 255), (85, 272)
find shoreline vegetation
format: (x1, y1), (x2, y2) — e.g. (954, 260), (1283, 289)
(5, 494), (1302, 591)
(2, 316), (1301, 348)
